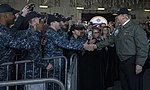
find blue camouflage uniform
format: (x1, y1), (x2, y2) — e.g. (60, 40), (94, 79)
(0, 24), (41, 82)
(18, 26), (43, 79)
(57, 28), (69, 39)
(42, 27), (85, 89)
(18, 11), (43, 79)
(21, 44), (42, 79)
(43, 27), (85, 57)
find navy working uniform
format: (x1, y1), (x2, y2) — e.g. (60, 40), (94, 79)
(20, 11), (43, 79)
(43, 14), (85, 90)
(44, 27), (85, 57)
(0, 5), (41, 90)
(43, 15), (85, 57)
(0, 23), (41, 78)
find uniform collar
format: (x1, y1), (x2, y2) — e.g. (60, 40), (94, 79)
(121, 19), (133, 29)
(122, 19), (130, 26)
(0, 23), (9, 31)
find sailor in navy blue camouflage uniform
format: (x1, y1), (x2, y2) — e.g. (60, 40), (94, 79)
(43, 14), (92, 90)
(0, 4), (42, 90)
(43, 14), (86, 57)
(20, 11), (44, 79)
(67, 24), (87, 63)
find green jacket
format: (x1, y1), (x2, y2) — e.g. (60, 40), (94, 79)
(96, 20), (149, 66)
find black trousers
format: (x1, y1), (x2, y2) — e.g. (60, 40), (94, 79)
(119, 56), (143, 90)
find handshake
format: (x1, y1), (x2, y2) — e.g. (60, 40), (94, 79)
(83, 41), (97, 51)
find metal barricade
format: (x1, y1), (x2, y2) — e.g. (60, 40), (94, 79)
(1, 56), (68, 90)
(67, 53), (78, 90)
(0, 78), (65, 90)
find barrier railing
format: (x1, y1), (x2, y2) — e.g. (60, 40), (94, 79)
(1, 56), (68, 90)
(67, 53), (78, 90)
(0, 78), (65, 90)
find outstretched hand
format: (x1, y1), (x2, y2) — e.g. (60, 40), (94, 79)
(84, 41), (97, 51)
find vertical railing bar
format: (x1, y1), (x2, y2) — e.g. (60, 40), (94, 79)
(6, 86), (9, 90)
(6, 65), (9, 81)
(53, 59), (56, 90)
(40, 67), (42, 78)
(16, 64), (18, 90)
(25, 63), (27, 80)
(59, 58), (61, 81)
(6, 65), (9, 90)
(33, 62), (35, 79)
(64, 57), (68, 88)
(59, 58), (62, 90)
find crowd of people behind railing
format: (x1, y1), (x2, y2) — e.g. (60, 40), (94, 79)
(0, 3), (150, 90)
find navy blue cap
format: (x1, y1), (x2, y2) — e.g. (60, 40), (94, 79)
(54, 13), (72, 22)
(57, 16), (67, 22)
(53, 13), (66, 22)
(47, 14), (60, 24)
(26, 11), (41, 21)
(0, 4), (19, 14)
(116, 8), (129, 15)
(70, 24), (86, 31)
(40, 14), (46, 19)
(13, 9), (20, 14)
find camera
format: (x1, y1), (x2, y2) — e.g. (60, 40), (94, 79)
(28, 3), (35, 11)
(66, 17), (72, 21)
(66, 15), (73, 21)
(88, 30), (93, 39)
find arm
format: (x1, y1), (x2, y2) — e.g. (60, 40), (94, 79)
(95, 36), (115, 50)
(11, 15), (26, 31)
(4, 28), (41, 50)
(134, 26), (149, 66)
(46, 29), (85, 50)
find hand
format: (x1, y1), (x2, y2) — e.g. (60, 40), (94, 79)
(46, 63), (53, 71)
(135, 64), (142, 74)
(88, 39), (96, 44)
(84, 41), (96, 51)
(33, 19), (45, 32)
(40, 15), (47, 25)
(21, 5), (29, 17)
(35, 23), (44, 32)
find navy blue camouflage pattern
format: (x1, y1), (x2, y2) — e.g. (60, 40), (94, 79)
(43, 27), (85, 57)
(0, 24), (41, 81)
(43, 27), (85, 90)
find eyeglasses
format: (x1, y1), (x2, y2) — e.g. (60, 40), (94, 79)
(94, 32), (100, 34)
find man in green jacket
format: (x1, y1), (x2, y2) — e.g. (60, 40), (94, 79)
(91, 8), (149, 90)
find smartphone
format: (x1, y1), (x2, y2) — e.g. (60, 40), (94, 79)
(88, 30), (92, 39)
(28, 4), (35, 11)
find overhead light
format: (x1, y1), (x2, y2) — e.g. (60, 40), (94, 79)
(128, 9), (132, 11)
(97, 7), (105, 10)
(39, 5), (48, 8)
(76, 7), (84, 10)
(144, 9), (150, 12)
(112, 13), (118, 16)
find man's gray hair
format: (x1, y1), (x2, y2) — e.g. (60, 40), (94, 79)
(122, 14), (131, 20)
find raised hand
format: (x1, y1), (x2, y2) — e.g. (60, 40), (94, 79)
(21, 4), (30, 17)
(31, 17), (46, 32)
(88, 39), (96, 44)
